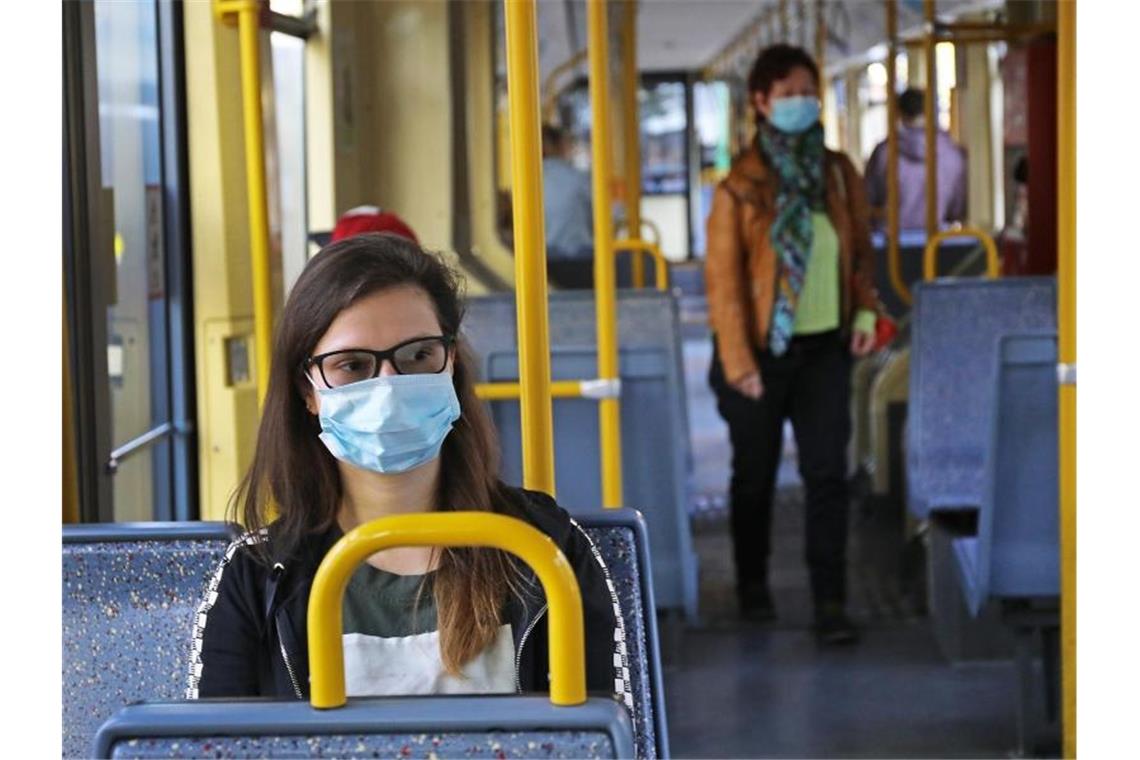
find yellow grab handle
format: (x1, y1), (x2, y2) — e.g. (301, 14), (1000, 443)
(476, 380), (587, 400)
(923, 226), (1001, 281)
(613, 238), (669, 292)
(308, 512), (586, 709)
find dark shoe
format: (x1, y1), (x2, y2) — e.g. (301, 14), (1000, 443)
(739, 581), (777, 623)
(814, 603), (859, 645)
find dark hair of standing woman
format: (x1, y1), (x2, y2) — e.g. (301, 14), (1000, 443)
(747, 43), (821, 97)
(231, 232), (525, 675)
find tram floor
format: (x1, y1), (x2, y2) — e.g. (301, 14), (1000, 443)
(664, 491), (1019, 759)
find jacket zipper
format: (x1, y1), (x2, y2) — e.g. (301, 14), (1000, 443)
(514, 604), (547, 693)
(279, 635), (303, 700)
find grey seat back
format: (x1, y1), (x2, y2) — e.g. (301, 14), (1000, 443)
(464, 291), (698, 619)
(62, 523), (238, 759)
(94, 697), (634, 759)
(907, 278), (1055, 518)
(956, 333), (1060, 616)
(580, 510), (670, 758)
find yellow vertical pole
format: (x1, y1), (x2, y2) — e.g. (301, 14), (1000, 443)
(621, 0), (644, 289)
(504, 0), (557, 495)
(923, 0), (938, 238)
(588, 0), (624, 509)
(1057, 1), (1076, 756)
(216, 0), (275, 405)
(885, 0), (909, 304)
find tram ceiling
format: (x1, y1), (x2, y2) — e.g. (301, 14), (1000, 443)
(534, 0), (1007, 83)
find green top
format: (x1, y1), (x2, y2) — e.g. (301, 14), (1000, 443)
(342, 564), (436, 638)
(793, 212), (876, 336)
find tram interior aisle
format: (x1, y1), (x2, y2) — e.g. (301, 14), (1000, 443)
(667, 325), (1018, 758)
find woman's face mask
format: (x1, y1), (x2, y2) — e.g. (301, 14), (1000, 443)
(768, 96), (821, 134)
(310, 372), (460, 474)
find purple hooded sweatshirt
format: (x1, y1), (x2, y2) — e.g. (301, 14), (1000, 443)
(865, 124), (967, 231)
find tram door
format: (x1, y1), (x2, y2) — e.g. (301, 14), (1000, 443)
(64, 0), (193, 523)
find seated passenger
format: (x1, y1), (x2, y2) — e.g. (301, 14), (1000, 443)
(542, 124), (595, 289)
(331, 205), (419, 244)
(187, 233), (631, 707)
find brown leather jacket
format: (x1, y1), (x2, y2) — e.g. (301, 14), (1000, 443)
(705, 145), (879, 384)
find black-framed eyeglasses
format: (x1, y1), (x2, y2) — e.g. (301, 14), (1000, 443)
(304, 335), (455, 389)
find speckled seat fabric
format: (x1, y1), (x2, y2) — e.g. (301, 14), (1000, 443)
(93, 697), (634, 759)
(105, 730), (616, 759)
(62, 524), (237, 760)
(906, 278), (1055, 519)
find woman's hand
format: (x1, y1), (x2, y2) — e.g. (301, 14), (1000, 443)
(850, 330), (876, 357)
(732, 371), (764, 400)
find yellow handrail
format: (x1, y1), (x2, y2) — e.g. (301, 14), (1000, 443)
(620, 1), (643, 289)
(613, 238), (669, 292)
(308, 512), (586, 709)
(504, 0), (557, 495)
(1057, 1), (1076, 756)
(587, 0), (624, 509)
(476, 380), (587, 400)
(215, 0), (274, 405)
(922, 227), (1000, 281)
(923, 0), (938, 241)
(541, 49), (588, 123)
(884, 0), (911, 305)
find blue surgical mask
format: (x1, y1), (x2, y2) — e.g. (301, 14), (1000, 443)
(311, 373), (461, 474)
(768, 96), (821, 134)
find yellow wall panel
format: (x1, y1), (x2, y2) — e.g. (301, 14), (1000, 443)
(184, 0), (260, 521)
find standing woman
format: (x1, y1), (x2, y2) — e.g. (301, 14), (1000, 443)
(187, 234), (633, 716)
(705, 44), (879, 644)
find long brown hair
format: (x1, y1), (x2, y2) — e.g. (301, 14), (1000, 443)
(233, 232), (526, 674)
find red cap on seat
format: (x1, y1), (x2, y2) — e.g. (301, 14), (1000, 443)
(330, 206), (419, 244)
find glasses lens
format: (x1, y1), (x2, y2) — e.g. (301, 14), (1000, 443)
(320, 351), (379, 387)
(392, 338), (449, 375)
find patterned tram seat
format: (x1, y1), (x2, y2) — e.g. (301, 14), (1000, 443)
(62, 522), (239, 760)
(579, 509), (670, 758)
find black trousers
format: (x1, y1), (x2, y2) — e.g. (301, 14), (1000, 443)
(708, 330), (852, 606)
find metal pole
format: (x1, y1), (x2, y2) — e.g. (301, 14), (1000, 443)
(885, 0), (910, 304)
(587, 0), (624, 509)
(503, 0), (557, 495)
(216, 0), (275, 405)
(1057, 1), (1076, 755)
(924, 0), (938, 239)
(621, 0), (644, 289)
(779, 0), (788, 41)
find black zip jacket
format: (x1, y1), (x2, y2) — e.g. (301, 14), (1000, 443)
(186, 486), (634, 712)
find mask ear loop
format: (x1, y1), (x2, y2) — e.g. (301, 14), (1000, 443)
(303, 366), (323, 416)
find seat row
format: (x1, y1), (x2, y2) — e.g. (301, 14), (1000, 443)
(905, 276), (1060, 754)
(63, 510), (668, 759)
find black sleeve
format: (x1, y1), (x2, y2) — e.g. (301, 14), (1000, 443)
(187, 540), (266, 698)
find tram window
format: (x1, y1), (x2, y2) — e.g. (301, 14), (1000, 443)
(269, 29), (309, 295)
(93, 0), (173, 522)
(491, 1), (695, 262)
(692, 80), (732, 258)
